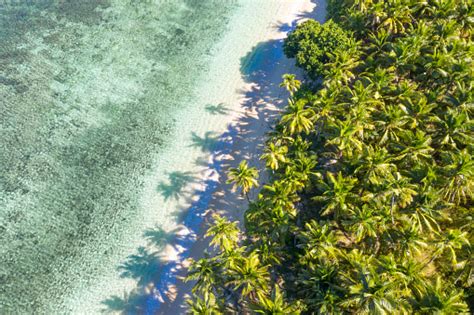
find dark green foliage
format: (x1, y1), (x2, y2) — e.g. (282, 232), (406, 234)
(283, 20), (353, 79)
(188, 0), (473, 313)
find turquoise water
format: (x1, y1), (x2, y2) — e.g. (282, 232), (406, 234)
(0, 0), (238, 313)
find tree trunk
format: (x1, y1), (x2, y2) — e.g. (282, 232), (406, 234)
(390, 193), (395, 224)
(374, 235), (381, 255)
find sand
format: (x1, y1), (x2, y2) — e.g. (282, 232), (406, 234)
(154, 1), (327, 313)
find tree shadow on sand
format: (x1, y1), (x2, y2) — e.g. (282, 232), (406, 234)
(189, 131), (221, 153)
(297, 0), (326, 23)
(273, 19), (298, 33)
(143, 225), (191, 250)
(102, 290), (147, 314)
(157, 171), (197, 201)
(240, 40), (284, 82)
(205, 103), (230, 115)
(101, 225), (194, 314)
(118, 246), (163, 287)
(272, 0), (326, 33)
(102, 246), (163, 314)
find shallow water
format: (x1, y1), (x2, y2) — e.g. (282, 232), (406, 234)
(0, 1), (237, 313)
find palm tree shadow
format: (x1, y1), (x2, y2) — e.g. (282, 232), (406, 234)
(101, 225), (189, 314)
(118, 246), (163, 287)
(101, 246), (163, 313)
(240, 41), (284, 84)
(143, 225), (187, 250)
(168, 207), (191, 225)
(273, 19), (298, 33)
(195, 156), (211, 168)
(157, 171), (197, 201)
(205, 103), (230, 115)
(297, 0), (327, 23)
(190, 131), (221, 153)
(102, 289), (147, 314)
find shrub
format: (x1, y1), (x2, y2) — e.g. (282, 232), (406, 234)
(284, 19), (353, 79)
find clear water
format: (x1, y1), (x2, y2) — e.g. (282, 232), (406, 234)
(0, 0), (237, 313)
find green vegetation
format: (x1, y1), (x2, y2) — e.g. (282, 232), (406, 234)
(188, 0), (473, 313)
(227, 161), (260, 201)
(283, 19), (353, 79)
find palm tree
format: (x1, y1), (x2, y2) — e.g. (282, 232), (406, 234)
(279, 74), (301, 96)
(187, 292), (221, 315)
(397, 130), (434, 166)
(297, 260), (343, 313)
(423, 47), (455, 85)
(323, 46), (361, 86)
(230, 252), (269, 298)
(280, 98), (315, 135)
(205, 214), (240, 253)
(354, 145), (396, 185)
(440, 149), (473, 205)
(251, 286), (301, 314)
(262, 180), (299, 214)
(414, 277), (469, 313)
(374, 0), (413, 34)
(252, 239), (281, 265)
(346, 80), (381, 109)
(187, 257), (221, 294)
(373, 172), (418, 211)
(260, 142), (288, 171)
(313, 172), (357, 219)
(348, 205), (382, 244)
(341, 252), (406, 314)
(394, 224), (428, 258)
(437, 109), (471, 149)
(244, 199), (272, 234)
(326, 119), (364, 157)
(400, 95), (436, 130)
(299, 221), (340, 261)
(375, 105), (409, 144)
(455, 0), (473, 38)
(444, 81), (471, 114)
(227, 161), (259, 201)
(361, 66), (396, 95)
(352, 0), (373, 13)
(431, 229), (470, 267)
(387, 35), (423, 74)
(407, 201), (440, 235)
(311, 87), (339, 133)
(366, 29), (391, 58)
(341, 268), (406, 314)
(287, 153), (318, 186)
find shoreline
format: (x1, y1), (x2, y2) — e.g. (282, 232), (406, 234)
(154, 1), (326, 313)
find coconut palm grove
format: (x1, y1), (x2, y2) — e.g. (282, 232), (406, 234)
(187, 0), (473, 313)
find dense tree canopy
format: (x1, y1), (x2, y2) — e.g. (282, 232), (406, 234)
(283, 19), (353, 79)
(188, 0), (473, 313)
